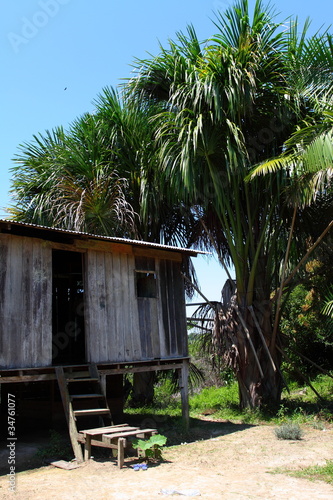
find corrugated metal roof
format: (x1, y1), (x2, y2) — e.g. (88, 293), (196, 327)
(0, 219), (206, 256)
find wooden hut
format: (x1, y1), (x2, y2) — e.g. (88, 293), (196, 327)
(0, 220), (199, 460)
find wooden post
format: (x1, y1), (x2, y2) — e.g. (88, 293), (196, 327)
(117, 437), (126, 468)
(84, 435), (92, 461)
(178, 360), (189, 431)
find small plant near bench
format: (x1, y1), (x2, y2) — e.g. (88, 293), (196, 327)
(131, 434), (167, 461)
(274, 423), (304, 440)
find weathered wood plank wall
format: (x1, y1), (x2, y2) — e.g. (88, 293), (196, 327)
(0, 233), (188, 368)
(86, 250), (143, 363)
(0, 234), (52, 368)
(159, 259), (187, 357)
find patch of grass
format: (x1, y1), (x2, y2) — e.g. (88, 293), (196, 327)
(287, 460), (333, 484)
(281, 374), (333, 406)
(190, 383), (239, 414)
(189, 374), (332, 425)
(126, 374), (333, 430)
(125, 404), (181, 419)
(274, 423), (304, 440)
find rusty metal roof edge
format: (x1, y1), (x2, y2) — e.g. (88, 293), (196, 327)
(0, 219), (209, 256)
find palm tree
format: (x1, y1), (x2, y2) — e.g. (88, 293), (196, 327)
(128, 0), (333, 408)
(93, 87), (197, 247)
(10, 87), (197, 249)
(249, 84), (333, 376)
(9, 113), (137, 237)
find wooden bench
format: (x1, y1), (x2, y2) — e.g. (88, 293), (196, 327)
(79, 424), (157, 468)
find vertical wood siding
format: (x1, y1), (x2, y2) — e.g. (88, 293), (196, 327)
(85, 251), (142, 363)
(0, 234), (52, 368)
(159, 259), (188, 357)
(86, 251), (188, 362)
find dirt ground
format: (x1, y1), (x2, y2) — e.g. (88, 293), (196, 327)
(1, 421), (333, 499)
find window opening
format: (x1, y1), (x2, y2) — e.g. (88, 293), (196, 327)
(136, 271), (157, 298)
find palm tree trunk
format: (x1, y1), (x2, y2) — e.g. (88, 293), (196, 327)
(236, 316), (283, 409)
(131, 372), (155, 406)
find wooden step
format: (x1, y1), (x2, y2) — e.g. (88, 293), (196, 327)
(66, 377), (99, 383)
(102, 428), (157, 441)
(79, 424), (131, 435)
(70, 393), (104, 400)
(80, 426), (139, 437)
(56, 363), (114, 464)
(73, 408), (111, 417)
(64, 369), (90, 376)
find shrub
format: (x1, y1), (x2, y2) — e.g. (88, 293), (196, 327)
(274, 423), (304, 440)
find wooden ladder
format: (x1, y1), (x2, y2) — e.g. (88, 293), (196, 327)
(56, 364), (113, 462)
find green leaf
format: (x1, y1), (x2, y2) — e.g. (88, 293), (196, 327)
(131, 434), (167, 450)
(131, 438), (150, 451)
(146, 434), (167, 447)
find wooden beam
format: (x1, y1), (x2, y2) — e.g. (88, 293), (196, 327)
(0, 364), (186, 382)
(44, 240), (86, 253)
(0, 358), (191, 383)
(0, 374), (56, 383)
(78, 435), (118, 449)
(72, 238), (183, 260)
(73, 239), (134, 255)
(99, 362), (185, 376)
(133, 246), (182, 262)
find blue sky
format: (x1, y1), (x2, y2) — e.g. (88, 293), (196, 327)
(1, 0), (331, 302)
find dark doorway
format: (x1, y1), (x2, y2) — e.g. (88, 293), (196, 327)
(52, 250), (86, 365)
